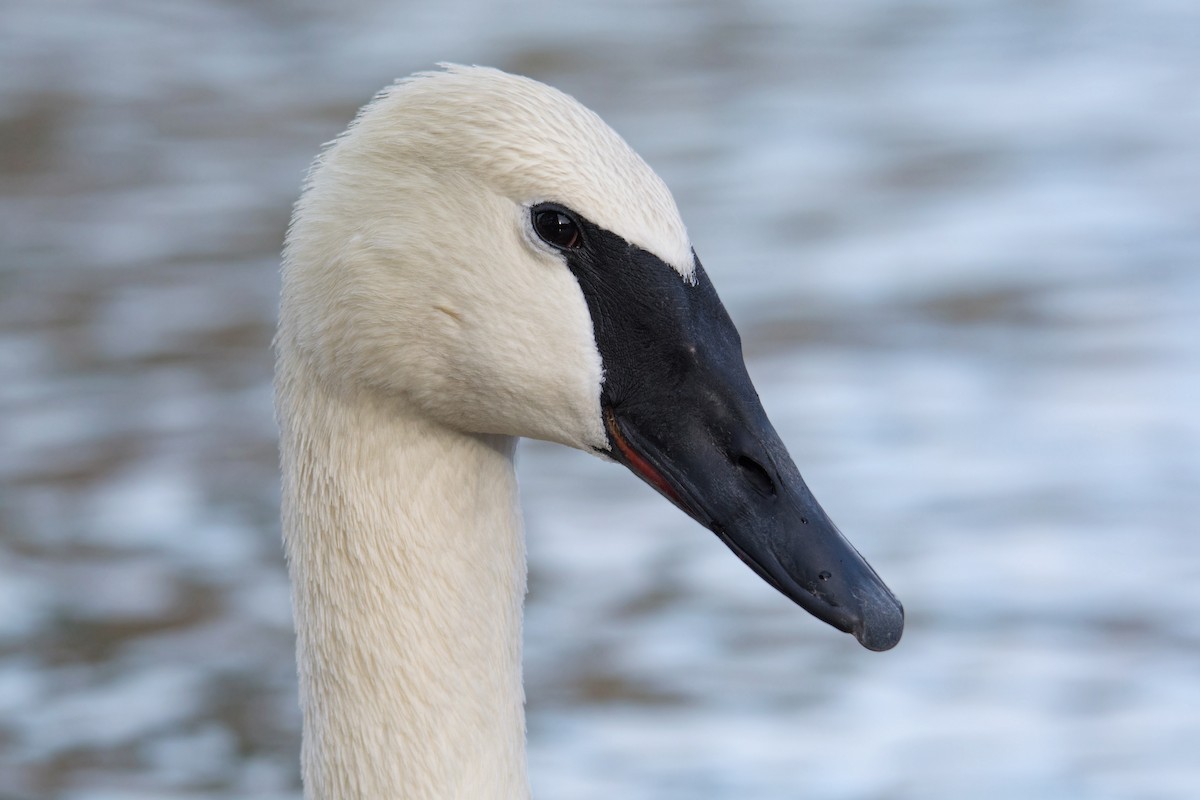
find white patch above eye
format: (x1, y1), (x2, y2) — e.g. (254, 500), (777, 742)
(521, 183), (695, 284)
(370, 65), (695, 282)
(521, 198), (697, 287)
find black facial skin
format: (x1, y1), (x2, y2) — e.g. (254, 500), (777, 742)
(532, 202), (903, 651)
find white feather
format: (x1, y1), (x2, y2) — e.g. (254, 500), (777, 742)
(276, 65), (695, 798)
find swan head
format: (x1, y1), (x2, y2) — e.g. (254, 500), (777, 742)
(280, 65), (903, 651)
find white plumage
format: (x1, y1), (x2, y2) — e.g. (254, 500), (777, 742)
(276, 63), (903, 800)
(277, 65), (697, 799)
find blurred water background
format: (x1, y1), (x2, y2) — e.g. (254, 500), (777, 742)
(2, 1), (1198, 798)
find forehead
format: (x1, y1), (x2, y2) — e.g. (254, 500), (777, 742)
(374, 66), (695, 278)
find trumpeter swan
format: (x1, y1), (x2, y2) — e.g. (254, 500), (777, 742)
(276, 64), (902, 799)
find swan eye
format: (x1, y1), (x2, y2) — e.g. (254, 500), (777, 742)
(532, 207), (582, 250)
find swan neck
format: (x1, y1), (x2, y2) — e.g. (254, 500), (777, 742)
(278, 361), (529, 799)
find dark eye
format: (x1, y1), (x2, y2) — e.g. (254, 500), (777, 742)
(532, 207), (582, 250)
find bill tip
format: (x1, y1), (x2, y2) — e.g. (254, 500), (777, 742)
(852, 594), (905, 652)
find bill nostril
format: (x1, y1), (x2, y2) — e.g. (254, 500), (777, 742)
(735, 454), (777, 498)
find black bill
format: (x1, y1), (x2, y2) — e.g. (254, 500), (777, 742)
(547, 203), (904, 651)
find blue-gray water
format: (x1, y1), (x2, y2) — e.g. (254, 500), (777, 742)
(2, 2), (1197, 798)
